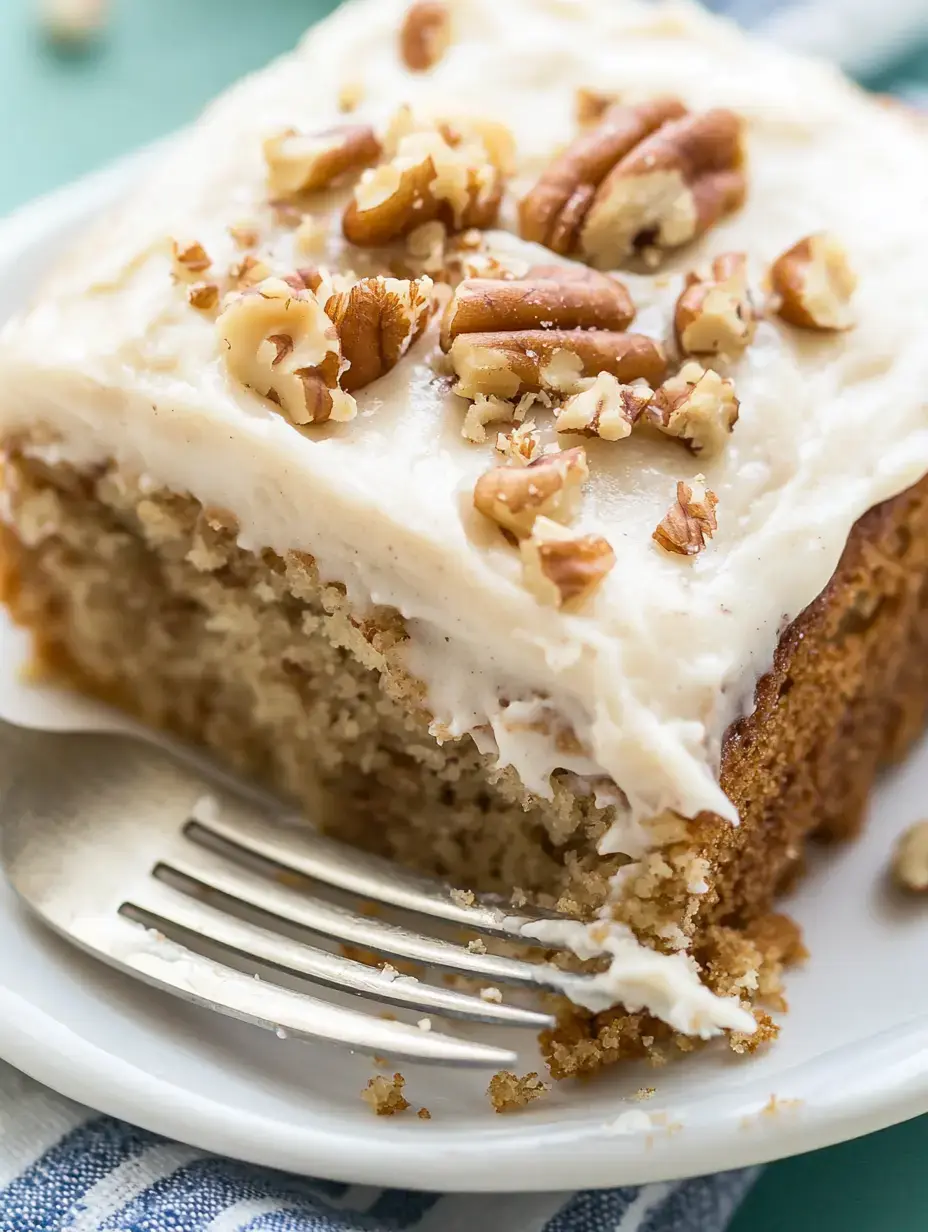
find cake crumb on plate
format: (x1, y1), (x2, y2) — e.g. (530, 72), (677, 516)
(361, 1072), (410, 1116)
(487, 1070), (550, 1114)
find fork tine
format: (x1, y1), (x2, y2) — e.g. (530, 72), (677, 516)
(123, 877), (555, 1029)
(64, 908), (518, 1069)
(188, 813), (561, 939)
(160, 843), (576, 993)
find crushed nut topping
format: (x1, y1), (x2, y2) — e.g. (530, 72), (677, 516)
(171, 240), (211, 281)
(770, 233), (857, 332)
(462, 393), (516, 444)
(187, 282), (220, 312)
(229, 254), (272, 289)
(294, 215), (329, 257)
(440, 264), (635, 350)
(264, 124), (382, 199)
(496, 421), (544, 465)
(892, 820), (928, 893)
(519, 99), (746, 268)
(449, 328), (666, 402)
(362, 1072), (411, 1116)
(228, 222), (260, 250)
(343, 109), (508, 247)
(217, 276), (356, 426)
(520, 517), (616, 607)
(473, 446), (588, 539)
(653, 478), (718, 556)
(647, 361), (739, 455)
(675, 252), (756, 357)
(323, 274), (435, 392)
(400, 1), (452, 71)
(556, 372), (652, 441)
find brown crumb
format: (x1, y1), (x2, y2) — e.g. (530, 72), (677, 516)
(730, 1008), (779, 1055)
(487, 1070), (550, 1113)
(634, 1086), (656, 1101)
(361, 1072), (411, 1116)
(450, 887), (476, 907)
(417, 1107), (432, 1120)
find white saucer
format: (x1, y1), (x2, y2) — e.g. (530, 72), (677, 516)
(1, 162), (927, 1194)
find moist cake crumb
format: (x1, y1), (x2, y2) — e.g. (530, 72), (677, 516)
(362, 1072), (411, 1116)
(487, 1070), (551, 1113)
(417, 1107), (432, 1120)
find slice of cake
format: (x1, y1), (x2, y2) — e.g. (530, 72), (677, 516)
(2, 0), (928, 1075)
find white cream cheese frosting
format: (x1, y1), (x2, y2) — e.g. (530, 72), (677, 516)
(1, 4), (927, 911)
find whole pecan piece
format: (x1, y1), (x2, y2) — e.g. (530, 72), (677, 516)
(473, 446), (589, 539)
(519, 98), (686, 256)
(770, 233), (856, 332)
(440, 264), (635, 349)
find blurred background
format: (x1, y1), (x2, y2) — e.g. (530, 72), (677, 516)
(0, 0), (927, 1228)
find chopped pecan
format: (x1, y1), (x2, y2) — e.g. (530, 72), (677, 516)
(171, 239), (211, 281)
(770, 233), (856, 331)
(653, 478), (718, 556)
(229, 222), (260, 249)
(449, 329), (666, 401)
(343, 111), (507, 247)
(674, 252), (755, 356)
(324, 275), (435, 392)
(400, 1), (452, 71)
(520, 98), (685, 257)
(647, 361), (738, 454)
(519, 100), (746, 268)
(217, 277), (356, 426)
(496, 421), (544, 465)
(229, 254), (272, 289)
(473, 446), (588, 539)
(521, 517), (616, 607)
(892, 820), (928, 893)
(556, 372), (652, 441)
(440, 264), (635, 350)
(187, 282), (220, 312)
(462, 394), (516, 444)
(264, 125), (382, 198)
(581, 109), (746, 268)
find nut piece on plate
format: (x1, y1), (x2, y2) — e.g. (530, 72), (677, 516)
(653, 478), (718, 556)
(675, 252), (755, 356)
(770, 233), (857, 331)
(323, 274), (435, 392)
(440, 264), (635, 350)
(217, 277), (356, 426)
(450, 329), (666, 401)
(892, 820), (928, 892)
(473, 446), (589, 539)
(496, 421), (544, 465)
(343, 109), (509, 247)
(171, 240), (211, 282)
(520, 517), (616, 608)
(519, 99), (746, 268)
(400, 1), (452, 71)
(264, 125), (383, 199)
(647, 361), (739, 454)
(556, 372), (652, 441)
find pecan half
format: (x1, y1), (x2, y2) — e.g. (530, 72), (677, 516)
(674, 252), (755, 356)
(556, 372), (652, 441)
(473, 446), (589, 539)
(521, 517), (615, 607)
(324, 275), (435, 392)
(519, 98), (686, 257)
(440, 265), (635, 350)
(343, 113), (507, 247)
(770, 233), (856, 331)
(653, 479), (718, 556)
(264, 125), (382, 199)
(647, 361), (738, 455)
(581, 110), (746, 269)
(400, 1), (452, 71)
(217, 277), (356, 425)
(450, 329), (666, 401)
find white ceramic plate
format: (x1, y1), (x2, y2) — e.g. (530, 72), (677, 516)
(1, 162), (928, 1194)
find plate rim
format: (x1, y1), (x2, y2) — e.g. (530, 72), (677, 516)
(1, 155), (928, 1195)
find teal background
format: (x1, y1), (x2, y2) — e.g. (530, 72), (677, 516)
(2, 0), (927, 1226)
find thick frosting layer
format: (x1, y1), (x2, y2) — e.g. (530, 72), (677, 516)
(1, 0), (927, 840)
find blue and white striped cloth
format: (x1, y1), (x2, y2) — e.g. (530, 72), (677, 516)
(2, 2), (926, 1230)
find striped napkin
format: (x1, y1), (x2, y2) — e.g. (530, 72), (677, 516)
(1, 2), (925, 1230)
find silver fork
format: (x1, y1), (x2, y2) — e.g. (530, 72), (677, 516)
(0, 717), (596, 1069)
